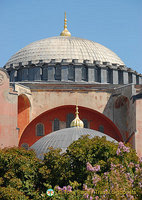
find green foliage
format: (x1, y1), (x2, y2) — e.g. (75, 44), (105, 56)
(0, 136), (140, 199)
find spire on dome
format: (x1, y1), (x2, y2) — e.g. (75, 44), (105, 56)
(60, 12), (71, 37)
(70, 105), (84, 128)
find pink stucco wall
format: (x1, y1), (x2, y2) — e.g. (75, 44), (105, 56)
(136, 99), (142, 157)
(0, 69), (18, 148)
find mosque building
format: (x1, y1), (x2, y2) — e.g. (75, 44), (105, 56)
(0, 13), (142, 157)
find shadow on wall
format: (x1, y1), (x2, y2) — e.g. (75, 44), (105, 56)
(18, 94), (31, 140)
(103, 89), (136, 148)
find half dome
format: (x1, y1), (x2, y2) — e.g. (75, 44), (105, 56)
(6, 36), (124, 67)
(30, 127), (117, 159)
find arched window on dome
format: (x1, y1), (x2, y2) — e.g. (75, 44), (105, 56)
(128, 72), (133, 83)
(66, 113), (75, 128)
(53, 118), (60, 131)
(94, 66), (101, 82)
(17, 69), (22, 81)
(107, 68), (113, 83)
(21, 143), (29, 150)
(68, 65), (75, 81)
(82, 119), (88, 128)
(118, 70), (123, 84)
(98, 125), (104, 133)
(82, 66), (88, 81)
(136, 75), (139, 85)
(36, 123), (44, 136)
(55, 66), (61, 80)
(42, 67), (48, 80)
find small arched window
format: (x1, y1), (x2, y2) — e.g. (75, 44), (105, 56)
(82, 66), (88, 81)
(107, 68), (113, 83)
(66, 113), (75, 128)
(53, 118), (60, 131)
(82, 119), (88, 128)
(68, 65), (75, 81)
(21, 143), (29, 150)
(118, 70), (123, 84)
(128, 72), (132, 83)
(36, 123), (44, 136)
(94, 66), (101, 82)
(136, 75), (139, 85)
(55, 66), (61, 80)
(98, 125), (104, 133)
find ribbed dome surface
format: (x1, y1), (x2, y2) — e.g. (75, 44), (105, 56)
(6, 36), (124, 66)
(30, 127), (117, 159)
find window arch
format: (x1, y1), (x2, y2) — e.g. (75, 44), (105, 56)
(36, 123), (44, 136)
(128, 72), (132, 83)
(82, 119), (88, 128)
(55, 66), (61, 80)
(107, 68), (113, 83)
(21, 143), (29, 150)
(53, 118), (60, 131)
(94, 66), (101, 82)
(118, 70), (123, 84)
(98, 125), (104, 133)
(82, 66), (88, 81)
(66, 113), (75, 128)
(68, 65), (75, 81)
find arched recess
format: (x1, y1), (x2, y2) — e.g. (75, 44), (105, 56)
(114, 95), (130, 140)
(19, 105), (122, 147)
(18, 94), (31, 140)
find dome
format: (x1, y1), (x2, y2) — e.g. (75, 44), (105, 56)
(6, 36), (124, 67)
(30, 127), (117, 159)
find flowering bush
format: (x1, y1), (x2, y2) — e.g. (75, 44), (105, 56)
(0, 138), (141, 199)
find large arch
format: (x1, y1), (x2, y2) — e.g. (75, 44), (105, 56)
(114, 95), (130, 141)
(19, 105), (122, 147)
(18, 94), (31, 140)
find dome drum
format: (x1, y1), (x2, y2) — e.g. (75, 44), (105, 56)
(7, 61), (141, 85)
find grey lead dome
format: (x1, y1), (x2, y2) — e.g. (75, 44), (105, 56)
(30, 127), (117, 159)
(6, 36), (124, 67)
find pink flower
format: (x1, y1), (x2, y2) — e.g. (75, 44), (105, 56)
(83, 193), (89, 199)
(94, 165), (100, 172)
(67, 185), (72, 192)
(116, 148), (121, 155)
(83, 184), (88, 191)
(118, 142), (124, 148)
(87, 162), (94, 172)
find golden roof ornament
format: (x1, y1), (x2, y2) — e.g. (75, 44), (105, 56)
(60, 12), (71, 37)
(70, 105), (84, 128)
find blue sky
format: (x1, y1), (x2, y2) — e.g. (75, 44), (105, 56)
(0, 0), (142, 73)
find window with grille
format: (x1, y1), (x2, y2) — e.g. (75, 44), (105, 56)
(66, 113), (75, 128)
(94, 66), (101, 82)
(107, 68), (113, 83)
(36, 123), (44, 136)
(98, 125), (104, 133)
(21, 143), (29, 150)
(53, 118), (60, 131)
(68, 65), (75, 80)
(136, 75), (139, 85)
(128, 72), (132, 83)
(82, 119), (88, 128)
(118, 70), (123, 84)
(82, 66), (88, 81)
(55, 66), (61, 80)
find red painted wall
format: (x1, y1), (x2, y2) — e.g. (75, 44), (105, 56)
(18, 95), (30, 140)
(19, 105), (122, 147)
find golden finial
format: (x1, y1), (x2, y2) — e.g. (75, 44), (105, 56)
(60, 12), (71, 37)
(70, 105), (84, 128)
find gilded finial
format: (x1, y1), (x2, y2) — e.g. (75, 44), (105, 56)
(70, 105), (84, 128)
(60, 12), (71, 37)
